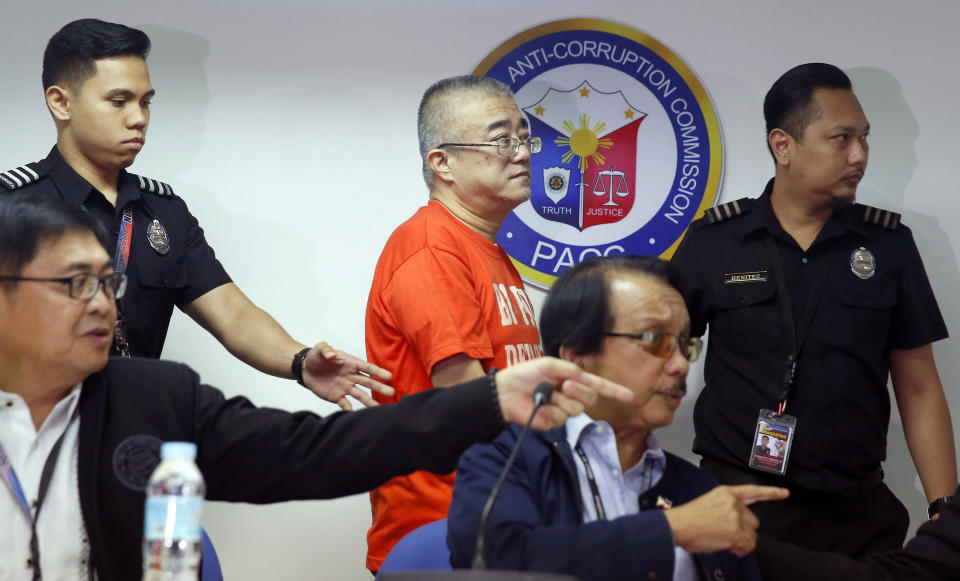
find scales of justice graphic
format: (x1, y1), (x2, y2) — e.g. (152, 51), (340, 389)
(524, 80), (646, 232)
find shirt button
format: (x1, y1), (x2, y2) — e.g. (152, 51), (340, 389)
(594, 425), (603, 435)
(801, 257), (808, 264)
(4, 400), (12, 407)
(612, 469), (620, 477)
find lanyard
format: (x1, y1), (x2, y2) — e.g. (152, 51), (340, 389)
(113, 207), (134, 275)
(764, 236), (829, 415)
(112, 208), (133, 359)
(0, 430), (69, 581)
(574, 444), (607, 520)
(574, 444), (657, 521)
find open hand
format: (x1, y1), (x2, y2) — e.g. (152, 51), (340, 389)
(302, 341), (394, 411)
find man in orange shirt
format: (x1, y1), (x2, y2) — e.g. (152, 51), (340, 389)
(364, 75), (543, 571)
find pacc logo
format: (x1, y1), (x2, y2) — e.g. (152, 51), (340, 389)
(475, 19), (724, 288)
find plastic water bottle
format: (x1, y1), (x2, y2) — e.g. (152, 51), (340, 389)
(142, 441), (206, 581)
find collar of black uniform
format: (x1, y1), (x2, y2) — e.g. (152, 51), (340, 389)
(742, 178), (876, 245)
(46, 146), (144, 210)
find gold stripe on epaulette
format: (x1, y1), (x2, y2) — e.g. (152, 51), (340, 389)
(137, 175), (173, 196)
(861, 205), (901, 230)
(705, 199), (744, 224)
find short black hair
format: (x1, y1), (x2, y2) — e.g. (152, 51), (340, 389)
(539, 255), (681, 358)
(42, 18), (151, 91)
(763, 63), (852, 158)
(0, 192), (103, 279)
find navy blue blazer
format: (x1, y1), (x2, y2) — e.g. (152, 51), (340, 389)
(448, 424), (762, 581)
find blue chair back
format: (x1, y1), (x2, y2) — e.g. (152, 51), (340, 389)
(377, 519), (451, 578)
(201, 529), (223, 581)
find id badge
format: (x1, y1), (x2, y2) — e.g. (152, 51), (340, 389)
(748, 409), (797, 475)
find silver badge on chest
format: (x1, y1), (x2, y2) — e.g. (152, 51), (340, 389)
(850, 246), (876, 279)
(147, 219), (170, 255)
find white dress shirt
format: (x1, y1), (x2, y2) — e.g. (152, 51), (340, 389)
(566, 413), (696, 581)
(0, 384), (90, 581)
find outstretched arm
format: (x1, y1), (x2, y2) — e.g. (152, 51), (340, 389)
(185, 282), (393, 410)
(448, 428), (785, 580)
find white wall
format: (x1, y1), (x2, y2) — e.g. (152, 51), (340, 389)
(3, 1), (959, 578)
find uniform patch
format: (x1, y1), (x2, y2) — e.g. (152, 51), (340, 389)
(850, 246), (876, 280)
(723, 271), (768, 284)
(112, 434), (163, 491)
(475, 18), (723, 288)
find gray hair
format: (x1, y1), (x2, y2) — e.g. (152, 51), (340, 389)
(417, 75), (515, 188)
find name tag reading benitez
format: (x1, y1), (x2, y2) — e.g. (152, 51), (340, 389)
(723, 271), (768, 284)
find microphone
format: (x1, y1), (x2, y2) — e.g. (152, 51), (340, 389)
(532, 381), (553, 407)
(471, 382), (554, 570)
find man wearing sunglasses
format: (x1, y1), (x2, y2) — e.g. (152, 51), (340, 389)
(364, 75), (545, 571)
(447, 255), (788, 581)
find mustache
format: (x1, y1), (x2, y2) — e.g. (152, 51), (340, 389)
(657, 379), (687, 396)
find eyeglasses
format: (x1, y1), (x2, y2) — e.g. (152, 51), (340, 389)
(0, 273), (127, 300)
(438, 136), (542, 156)
(603, 331), (702, 362)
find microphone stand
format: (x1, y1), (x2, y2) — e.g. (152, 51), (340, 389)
(380, 383), (577, 581)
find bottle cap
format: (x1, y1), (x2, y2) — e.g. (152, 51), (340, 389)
(161, 441), (197, 461)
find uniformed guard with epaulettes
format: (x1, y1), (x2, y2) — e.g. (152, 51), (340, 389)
(674, 177), (948, 555)
(670, 62), (956, 571)
(1, 17), (393, 413)
(2, 147), (230, 359)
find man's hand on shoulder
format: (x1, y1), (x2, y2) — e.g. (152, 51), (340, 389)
(493, 357), (634, 429)
(664, 484), (789, 556)
(302, 342), (394, 411)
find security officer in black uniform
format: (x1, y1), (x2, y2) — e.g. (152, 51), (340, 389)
(0, 18), (393, 410)
(671, 63), (958, 562)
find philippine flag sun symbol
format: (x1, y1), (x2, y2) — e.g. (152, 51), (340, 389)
(475, 19), (724, 288)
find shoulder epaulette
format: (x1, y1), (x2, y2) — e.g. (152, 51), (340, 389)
(855, 203), (901, 230)
(136, 174), (175, 197)
(0, 162), (48, 191)
(700, 197), (753, 225)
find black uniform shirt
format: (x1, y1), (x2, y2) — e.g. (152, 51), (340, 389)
(0, 147), (231, 358)
(672, 179), (948, 494)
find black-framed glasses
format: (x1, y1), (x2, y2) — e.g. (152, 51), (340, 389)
(0, 273), (127, 300)
(438, 135), (542, 156)
(603, 331), (702, 362)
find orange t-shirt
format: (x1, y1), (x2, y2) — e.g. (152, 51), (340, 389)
(364, 201), (542, 570)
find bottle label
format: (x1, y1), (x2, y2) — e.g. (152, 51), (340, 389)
(143, 496), (203, 540)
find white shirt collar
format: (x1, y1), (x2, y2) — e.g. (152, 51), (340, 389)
(565, 412), (666, 473)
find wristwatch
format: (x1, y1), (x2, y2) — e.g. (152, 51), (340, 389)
(928, 496), (951, 519)
(291, 347), (311, 387)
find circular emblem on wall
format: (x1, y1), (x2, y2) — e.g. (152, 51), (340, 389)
(476, 19), (724, 288)
(112, 434), (163, 491)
